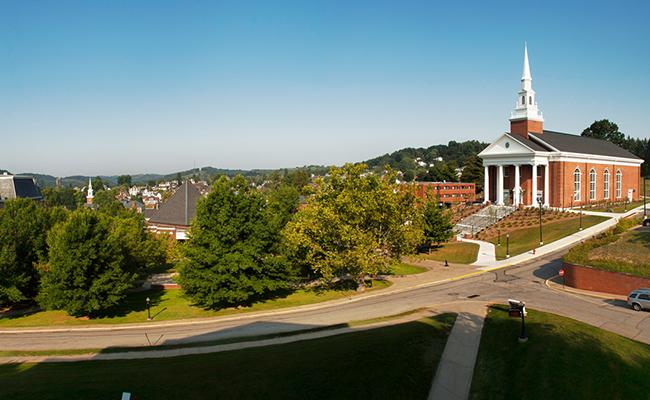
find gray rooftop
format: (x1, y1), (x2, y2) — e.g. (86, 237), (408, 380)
(0, 175), (43, 202)
(146, 181), (202, 227)
(529, 131), (642, 160)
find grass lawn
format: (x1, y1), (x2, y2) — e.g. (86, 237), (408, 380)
(416, 241), (480, 264)
(0, 280), (391, 328)
(389, 262), (428, 275)
(0, 314), (456, 400)
(489, 215), (608, 260)
(470, 305), (650, 400)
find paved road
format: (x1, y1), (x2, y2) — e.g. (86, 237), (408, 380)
(2, 249), (649, 351)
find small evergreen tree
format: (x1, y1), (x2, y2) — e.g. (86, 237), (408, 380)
(178, 175), (296, 308)
(422, 197), (453, 248)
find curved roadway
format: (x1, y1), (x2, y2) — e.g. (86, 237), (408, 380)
(2, 250), (649, 351)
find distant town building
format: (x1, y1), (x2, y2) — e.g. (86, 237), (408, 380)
(145, 181), (203, 240)
(0, 173), (43, 206)
(86, 178), (94, 206)
(413, 181), (476, 204)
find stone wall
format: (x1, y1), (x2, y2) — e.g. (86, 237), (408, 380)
(563, 262), (650, 296)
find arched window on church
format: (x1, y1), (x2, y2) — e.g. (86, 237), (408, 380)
(522, 96), (525, 105)
(603, 169), (610, 199)
(616, 170), (622, 198)
(573, 168), (581, 201)
(529, 96), (532, 105)
(589, 169), (596, 200)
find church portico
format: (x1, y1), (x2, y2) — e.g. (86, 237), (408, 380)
(483, 160), (548, 207)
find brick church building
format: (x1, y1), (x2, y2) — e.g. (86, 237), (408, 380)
(479, 45), (643, 208)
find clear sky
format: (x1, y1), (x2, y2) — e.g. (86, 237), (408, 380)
(2, 1), (649, 176)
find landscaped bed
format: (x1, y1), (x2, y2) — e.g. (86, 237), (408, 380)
(0, 280), (391, 328)
(470, 305), (650, 400)
(0, 314), (456, 400)
(478, 213), (607, 260)
(564, 217), (649, 278)
(581, 199), (645, 213)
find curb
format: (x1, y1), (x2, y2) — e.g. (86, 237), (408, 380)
(544, 275), (626, 301)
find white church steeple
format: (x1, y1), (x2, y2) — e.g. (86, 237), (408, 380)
(86, 178), (94, 205)
(510, 43), (543, 123)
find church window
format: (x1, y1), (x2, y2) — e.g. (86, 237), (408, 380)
(603, 169), (610, 199)
(616, 170), (622, 198)
(589, 169), (596, 200)
(529, 96), (532, 105)
(573, 168), (581, 201)
(522, 96), (525, 105)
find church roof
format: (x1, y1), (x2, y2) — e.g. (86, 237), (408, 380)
(530, 131), (642, 160)
(146, 182), (203, 227)
(505, 133), (549, 152)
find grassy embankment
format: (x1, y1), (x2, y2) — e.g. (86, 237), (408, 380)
(564, 217), (649, 278)
(0, 280), (390, 328)
(484, 215), (607, 260)
(471, 305), (650, 400)
(0, 314), (456, 400)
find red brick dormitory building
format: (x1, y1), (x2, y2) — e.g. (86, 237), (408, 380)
(479, 45), (642, 208)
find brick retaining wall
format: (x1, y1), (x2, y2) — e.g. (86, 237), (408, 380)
(563, 262), (650, 296)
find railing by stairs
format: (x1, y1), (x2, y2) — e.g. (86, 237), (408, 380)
(454, 205), (517, 237)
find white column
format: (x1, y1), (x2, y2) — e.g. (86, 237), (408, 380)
(483, 166), (490, 204)
(514, 164), (521, 206)
(497, 165), (504, 205)
(544, 164), (550, 207)
(531, 163), (538, 206)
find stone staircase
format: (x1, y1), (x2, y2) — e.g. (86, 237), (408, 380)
(454, 205), (517, 237)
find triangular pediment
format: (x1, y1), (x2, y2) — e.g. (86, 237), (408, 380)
(479, 133), (536, 157)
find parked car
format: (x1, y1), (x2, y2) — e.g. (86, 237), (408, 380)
(643, 218), (650, 227)
(627, 288), (650, 311)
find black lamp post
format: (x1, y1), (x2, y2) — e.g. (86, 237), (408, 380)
(506, 233), (510, 258)
(519, 308), (528, 342)
(146, 297), (151, 321)
(538, 198), (543, 246)
(497, 229), (501, 246)
(580, 201), (583, 231)
(643, 176), (648, 218)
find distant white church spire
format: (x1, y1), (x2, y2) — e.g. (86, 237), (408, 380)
(87, 178), (94, 205)
(510, 42), (543, 123)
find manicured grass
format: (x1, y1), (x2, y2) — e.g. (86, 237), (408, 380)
(389, 262), (428, 275)
(0, 280), (391, 328)
(0, 314), (456, 400)
(417, 241), (480, 264)
(489, 215), (608, 260)
(470, 305), (650, 400)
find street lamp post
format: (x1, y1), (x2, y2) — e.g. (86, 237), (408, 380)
(538, 198), (543, 246)
(580, 201), (583, 231)
(644, 176), (647, 218)
(506, 233), (510, 258)
(146, 297), (151, 321)
(497, 229), (501, 246)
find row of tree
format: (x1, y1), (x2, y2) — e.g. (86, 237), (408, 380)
(178, 164), (453, 308)
(0, 199), (166, 316)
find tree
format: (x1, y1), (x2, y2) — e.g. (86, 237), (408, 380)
(178, 175), (296, 308)
(422, 197), (454, 248)
(581, 119), (626, 147)
(419, 162), (456, 182)
(92, 176), (107, 192)
(283, 164), (423, 289)
(117, 175), (132, 186)
(42, 187), (83, 210)
(284, 169), (311, 194)
(93, 189), (126, 216)
(176, 173), (183, 185)
(0, 200), (66, 307)
(461, 155), (484, 191)
(38, 209), (138, 316)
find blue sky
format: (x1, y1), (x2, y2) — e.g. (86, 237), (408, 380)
(1, 1), (649, 176)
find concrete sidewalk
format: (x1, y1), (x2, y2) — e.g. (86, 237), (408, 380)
(428, 302), (487, 400)
(457, 237), (496, 265)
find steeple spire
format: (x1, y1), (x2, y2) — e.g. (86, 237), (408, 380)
(86, 178), (94, 205)
(509, 43), (543, 138)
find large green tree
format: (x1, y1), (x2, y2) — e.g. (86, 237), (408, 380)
(178, 175), (296, 308)
(283, 164), (423, 289)
(117, 175), (132, 186)
(581, 119), (626, 147)
(42, 187), (83, 210)
(0, 200), (66, 306)
(38, 209), (139, 316)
